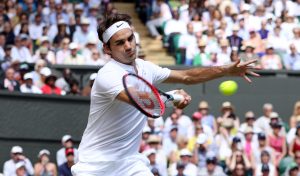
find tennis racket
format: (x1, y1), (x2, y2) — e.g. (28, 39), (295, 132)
(122, 73), (183, 118)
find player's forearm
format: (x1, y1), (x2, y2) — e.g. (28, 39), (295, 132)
(167, 66), (229, 85)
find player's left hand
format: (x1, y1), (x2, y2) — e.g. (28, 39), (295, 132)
(173, 89), (191, 109)
(226, 59), (260, 83)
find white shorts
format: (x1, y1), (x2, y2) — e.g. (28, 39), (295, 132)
(71, 154), (153, 176)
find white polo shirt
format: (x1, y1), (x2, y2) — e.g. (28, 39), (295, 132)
(78, 59), (170, 162)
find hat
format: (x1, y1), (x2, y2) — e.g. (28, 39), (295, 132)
(179, 149), (192, 157)
(241, 4), (251, 12)
(74, 4), (83, 10)
(38, 149), (50, 158)
(198, 39), (206, 47)
(40, 36), (49, 43)
(222, 101), (233, 109)
(143, 125), (151, 133)
(89, 73), (97, 81)
(69, 42), (78, 50)
(192, 112), (202, 120)
(65, 147), (74, 156)
(23, 72), (33, 80)
(147, 135), (161, 144)
(288, 162), (299, 171)
(11, 146), (23, 154)
(244, 126), (254, 134)
(62, 135), (72, 143)
(258, 133), (266, 140)
(57, 19), (67, 25)
(20, 34), (29, 40)
(81, 17), (90, 25)
(271, 121), (283, 128)
(39, 47), (48, 54)
(142, 148), (156, 157)
(232, 25), (240, 31)
(4, 44), (13, 50)
(270, 112), (279, 119)
(245, 111), (255, 119)
(261, 164), (270, 172)
(220, 39), (229, 47)
(198, 101), (209, 109)
(40, 67), (52, 77)
(232, 136), (241, 143)
(170, 125), (178, 132)
(15, 161), (25, 170)
(242, 42), (255, 50)
(87, 37), (98, 45)
(196, 133), (207, 144)
(206, 151), (217, 163)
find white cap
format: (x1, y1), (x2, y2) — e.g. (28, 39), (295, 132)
(38, 149), (50, 158)
(196, 133), (207, 144)
(40, 36), (49, 43)
(69, 42), (78, 50)
(179, 149), (192, 157)
(11, 146), (23, 153)
(61, 135), (72, 143)
(270, 112), (279, 119)
(40, 67), (52, 77)
(15, 161), (25, 170)
(87, 37), (98, 45)
(142, 148), (156, 157)
(143, 125), (151, 133)
(89, 73), (97, 81)
(23, 72), (33, 80)
(81, 17), (90, 25)
(75, 4), (83, 10)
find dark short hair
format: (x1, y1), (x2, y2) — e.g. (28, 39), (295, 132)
(97, 13), (132, 44)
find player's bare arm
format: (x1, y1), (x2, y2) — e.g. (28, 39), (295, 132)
(164, 59), (260, 84)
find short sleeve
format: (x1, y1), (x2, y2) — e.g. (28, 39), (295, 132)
(143, 60), (171, 84)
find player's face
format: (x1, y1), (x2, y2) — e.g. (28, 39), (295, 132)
(105, 28), (136, 65)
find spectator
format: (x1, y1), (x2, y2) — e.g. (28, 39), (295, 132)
(260, 45), (283, 70)
(266, 26), (288, 53)
(169, 149), (197, 176)
(289, 124), (300, 158)
(1, 45), (13, 72)
(227, 25), (243, 52)
(35, 36), (56, 64)
(142, 149), (166, 176)
(0, 33), (5, 61)
(53, 19), (70, 49)
(3, 21), (15, 45)
(198, 101), (217, 133)
(217, 39), (231, 65)
(32, 47), (54, 65)
(217, 101), (240, 132)
(56, 38), (71, 64)
(81, 73), (97, 97)
(146, 0), (172, 40)
(86, 48), (108, 66)
(164, 112), (186, 137)
(193, 39), (211, 66)
(140, 125), (151, 152)
(258, 20), (269, 40)
(3, 146), (34, 176)
(255, 103), (274, 133)
(41, 73), (62, 95)
(15, 161), (27, 176)
(290, 101), (300, 128)
(283, 44), (300, 70)
(227, 150), (252, 175)
(55, 68), (74, 94)
(20, 72), (42, 94)
(267, 121), (287, 167)
(241, 126), (256, 160)
(165, 108), (192, 137)
(178, 23), (197, 65)
(34, 149), (57, 176)
(239, 42), (260, 65)
(29, 13), (45, 44)
(255, 151), (276, 176)
(58, 148), (75, 176)
(11, 36), (32, 63)
(253, 133), (275, 165)
(232, 163), (247, 176)
(31, 61), (47, 88)
(72, 17), (97, 49)
(56, 135), (79, 167)
(284, 162), (299, 176)
(239, 111), (259, 134)
(290, 27), (300, 53)
(194, 133), (215, 169)
(163, 125), (179, 161)
(67, 79), (81, 96)
(63, 42), (85, 65)
(82, 38), (98, 63)
(0, 67), (20, 92)
(198, 152), (227, 176)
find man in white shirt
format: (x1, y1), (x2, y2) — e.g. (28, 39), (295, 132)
(56, 135), (79, 166)
(3, 146), (34, 176)
(11, 36), (33, 63)
(20, 72), (42, 94)
(71, 13), (259, 176)
(255, 103), (274, 134)
(29, 13), (45, 41)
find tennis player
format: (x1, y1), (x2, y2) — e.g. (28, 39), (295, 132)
(71, 13), (259, 176)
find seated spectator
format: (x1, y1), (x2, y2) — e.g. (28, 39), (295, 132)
(20, 72), (42, 94)
(35, 36), (56, 64)
(67, 79), (81, 96)
(146, 0), (172, 40)
(164, 112), (186, 138)
(15, 161), (27, 176)
(289, 124), (300, 158)
(257, 20), (269, 40)
(244, 29), (265, 56)
(227, 150), (252, 175)
(283, 44), (300, 70)
(81, 73), (97, 97)
(1, 45), (13, 72)
(241, 127), (256, 160)
(253, 133), (275, 165)
(239, 42), (260, 66)
(239, 111), (259, 134)
(34, 149), (57, 176)
(230, 48), (239, 63)
(290, 27), (300, 53)
(56, 38), (71, 64)
(0, 67), (20, 91)
(290, 101), (300, 129)
(55, 68), (75, 94)
(260, 45), (283, 70)
(81, 38), (98, 62)
(178, 23), (197, 66)
(86, 48), (109, 66)
(232, 163), (247, 176)
(217, 101), (240, 132)
(0, 33), (5, 60)
(63, 43), (85, 65)
(143, 148), (166, 176)
(56, 135), (79, 166)
(139, 125), (151, 152)
(198, 152), (227, 176)
(72, 17), (97, 49)
(33, 47), (54, 65)
(3, 146), (34, 176)
(255, 151), (276, 176)
(41, 73), (62, 95)
(163, 125), (179, 162)
(53, 19), (70, 49)
(197, 101), (217, 133)
(11, 36), (33, 63)
(266, 26), (288, 53)
(267, 121), (287, 167)
(168, 149), (197, 176)
(217, 39), (231, 65)
(227, 25), (243, 52)
(255, 103), (274, 134)
(58, 148), (75, 176)
(193, 39), (211, 66)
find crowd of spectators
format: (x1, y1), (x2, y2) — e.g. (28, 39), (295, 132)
(137, 0), (300, 68)
(2, 101), (300, 176)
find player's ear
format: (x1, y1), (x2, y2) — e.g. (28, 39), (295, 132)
(103, 43), (112, 55)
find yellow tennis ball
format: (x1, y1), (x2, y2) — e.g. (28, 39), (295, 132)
(219, 80), (238, 96)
